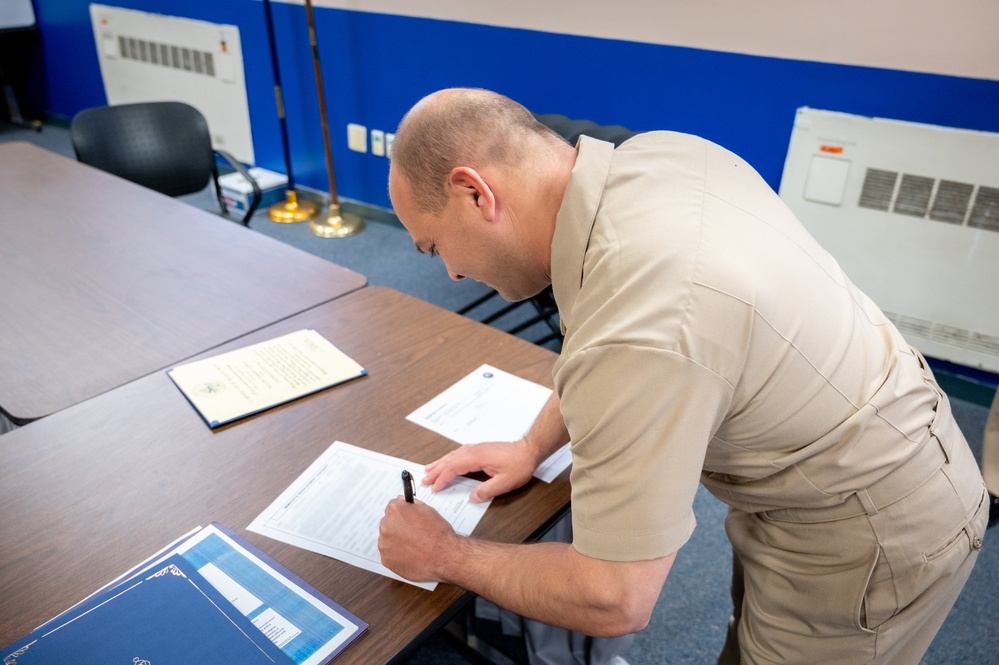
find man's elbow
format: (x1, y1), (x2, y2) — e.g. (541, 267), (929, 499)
(587, 554), (676, 637)
(588, 587), (657, 637)
(620, 592), (657, 634)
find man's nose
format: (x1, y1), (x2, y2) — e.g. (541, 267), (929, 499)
(446, 266), (465, 281)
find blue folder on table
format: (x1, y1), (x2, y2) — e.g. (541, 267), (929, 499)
(2, 554), (294, 664)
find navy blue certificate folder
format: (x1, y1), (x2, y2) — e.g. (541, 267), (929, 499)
(2, 554), (294, 664)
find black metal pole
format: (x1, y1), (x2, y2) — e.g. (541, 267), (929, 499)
(304, 0), (340, 206)
(262, 0), (296, 190)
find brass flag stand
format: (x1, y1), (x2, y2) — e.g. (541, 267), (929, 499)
(262, 0), (317, 223)
(304, 0), (364, 238)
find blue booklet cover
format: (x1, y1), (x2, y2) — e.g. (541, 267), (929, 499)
(2, 554), (295, 664)
(164, 523), (367, 664)
(10, 523), (366, 665)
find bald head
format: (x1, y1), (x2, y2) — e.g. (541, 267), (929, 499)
(390, 88), (569, 215)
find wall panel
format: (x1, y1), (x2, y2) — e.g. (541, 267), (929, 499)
(26, 0), (999, 211)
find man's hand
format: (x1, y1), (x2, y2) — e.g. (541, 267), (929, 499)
(380, 491), (676, 636)
(423, 439), (540, 503)
(422, 391), (569, 503)
(378, 497), (458, 582)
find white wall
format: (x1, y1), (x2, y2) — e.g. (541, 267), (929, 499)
(296, 0), (999, 81)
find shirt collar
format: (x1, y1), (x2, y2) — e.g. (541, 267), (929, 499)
(551, 135), (615, 334)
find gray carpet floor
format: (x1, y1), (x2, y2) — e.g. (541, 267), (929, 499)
(3, 120), (995, 664)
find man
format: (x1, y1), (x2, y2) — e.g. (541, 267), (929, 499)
(377, 88), (989, 664)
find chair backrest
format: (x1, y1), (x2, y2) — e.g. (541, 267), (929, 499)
(70, 101), (216, 198)
(534, 113), (639, 148)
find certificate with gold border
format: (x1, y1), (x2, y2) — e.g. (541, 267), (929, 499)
(167, 329), (366, 427)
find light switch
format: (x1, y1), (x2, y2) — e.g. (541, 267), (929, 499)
(347, 123), (367, 153)
(370, 129), (385, 157)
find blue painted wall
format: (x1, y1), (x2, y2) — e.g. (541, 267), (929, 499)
(25, 1), (999, 212)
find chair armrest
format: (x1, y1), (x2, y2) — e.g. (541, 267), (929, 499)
(214, 150), (262, 225)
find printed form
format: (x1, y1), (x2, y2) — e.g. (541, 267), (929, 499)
(406, 364), (572, 482)
(249, 442), (490, 590)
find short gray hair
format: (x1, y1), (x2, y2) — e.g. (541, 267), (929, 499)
(391, 88), (564, 215)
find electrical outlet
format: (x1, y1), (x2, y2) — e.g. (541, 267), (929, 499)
(370, 129), (385, 157)
(347, 123), (367, 153)
(385, 133), (395, 158)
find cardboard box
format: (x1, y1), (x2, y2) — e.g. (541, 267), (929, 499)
(219, 167), (288, 213)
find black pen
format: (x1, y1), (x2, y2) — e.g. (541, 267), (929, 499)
(401, 469), (415, 503)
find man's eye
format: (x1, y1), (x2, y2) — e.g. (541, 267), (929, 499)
(429, 244), (439, 258)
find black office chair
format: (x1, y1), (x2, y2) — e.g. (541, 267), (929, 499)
(457, 113), (639, 350)
(70, 101), (261, 225)
(533, 113), (637, 150)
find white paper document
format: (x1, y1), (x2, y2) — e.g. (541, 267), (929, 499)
(248, 441), (491, 590)
(167, 328), (366, 427)
(406, 364), (572, 482)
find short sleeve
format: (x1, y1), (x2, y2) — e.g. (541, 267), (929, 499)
(557, 342), (733, 561)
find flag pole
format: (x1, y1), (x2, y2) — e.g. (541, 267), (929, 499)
(303, 0), (364, 238)
(262, 0), (317, 223)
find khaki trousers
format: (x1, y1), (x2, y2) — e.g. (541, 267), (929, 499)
(983, 388), (999, 494)
(717, 409), (988, 664)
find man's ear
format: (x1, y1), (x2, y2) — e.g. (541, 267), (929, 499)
(449, 167), (496, 222)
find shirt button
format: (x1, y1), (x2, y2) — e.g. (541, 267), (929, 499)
(972, 536), (983, 551)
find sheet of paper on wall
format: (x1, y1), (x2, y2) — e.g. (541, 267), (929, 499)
(167, 329), (366, 428)
(248, 441), (491, 591)
(406, 364), (572, 483)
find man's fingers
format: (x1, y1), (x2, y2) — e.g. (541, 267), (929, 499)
(423, 451), (462, 487)
(425, 449), (485, 491)
(469, 475), (517, 503)
(431, 464), (463, 492)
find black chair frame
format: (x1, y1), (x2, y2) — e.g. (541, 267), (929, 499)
(70, 101), (261, 225)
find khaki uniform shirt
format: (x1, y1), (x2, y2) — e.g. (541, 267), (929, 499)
(552, 133), (946, 562)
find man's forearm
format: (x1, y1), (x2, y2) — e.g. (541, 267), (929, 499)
(431, 392), (673, 637)
(437, 535), (673, 638)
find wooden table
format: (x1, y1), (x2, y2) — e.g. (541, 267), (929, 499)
(0, 141), (366, 424)
(0, 287), (569, 664)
